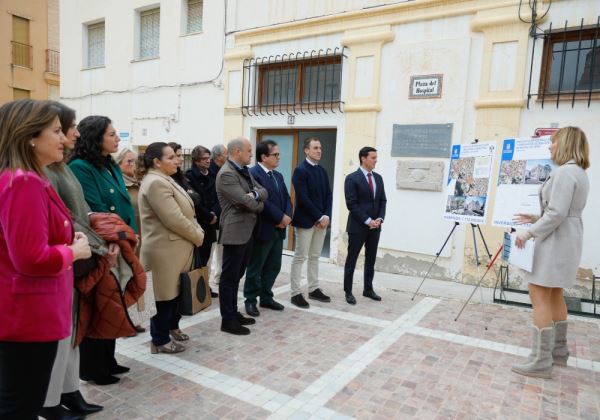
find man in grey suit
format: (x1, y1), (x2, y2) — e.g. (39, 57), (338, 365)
(216, 137), (268, 335)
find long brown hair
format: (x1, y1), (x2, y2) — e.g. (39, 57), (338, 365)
(0, 99), (60, 175)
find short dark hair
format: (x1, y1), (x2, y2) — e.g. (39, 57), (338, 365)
(303, 137), (320, 150)
(168, 142), (182, 154)
(191, 145), (210, 162)
(358, 146), (377, 164)
(256, 139), (277, 163)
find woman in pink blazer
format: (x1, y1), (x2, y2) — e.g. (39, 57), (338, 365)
(0, 99), (90, 420)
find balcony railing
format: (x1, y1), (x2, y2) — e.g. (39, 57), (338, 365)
(46, 49), (60, 74)
(11, 41), (32, 68)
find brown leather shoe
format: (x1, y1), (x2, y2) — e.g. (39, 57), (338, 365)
(150, 341), (185, 354)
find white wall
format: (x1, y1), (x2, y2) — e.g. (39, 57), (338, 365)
(60, 0), (225, 148)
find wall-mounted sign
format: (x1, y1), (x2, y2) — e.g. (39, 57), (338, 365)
(533, 127), (559, 137)
(391, 123), (453, 158)
(409, 74), (443, 99)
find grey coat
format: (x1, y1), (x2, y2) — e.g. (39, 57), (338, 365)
(216, 160), (267, 245)
(525, 161), (589, 288)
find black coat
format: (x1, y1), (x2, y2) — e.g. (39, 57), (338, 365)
(185, 164), (219, 244)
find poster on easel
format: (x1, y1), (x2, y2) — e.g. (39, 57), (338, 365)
(491, 137), (557, 228)
(443, 141), (496, 225)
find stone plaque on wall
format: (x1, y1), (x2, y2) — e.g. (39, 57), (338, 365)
(391, 123), (453, 158)
(396, 160), (445, 192)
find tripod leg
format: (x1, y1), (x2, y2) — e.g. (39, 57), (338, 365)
(411, 222), (459, 301)
(454, 244), (503, 322)
(471, 224), (480, 267)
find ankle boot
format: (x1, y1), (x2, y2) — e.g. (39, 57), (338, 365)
(511, 326), (554, 379)
(60, 390), (103, 415)
(552, 320), (570, 366)
(38, 405), (84, 420)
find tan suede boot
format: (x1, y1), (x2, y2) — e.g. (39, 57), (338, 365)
(511, 326), (554, 379)
(552, 320), (569, 366)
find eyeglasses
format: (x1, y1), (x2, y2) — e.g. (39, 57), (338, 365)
(200, 156), (211, 161)
(125, 159), (136, 165)
(268, 153), (280, 157)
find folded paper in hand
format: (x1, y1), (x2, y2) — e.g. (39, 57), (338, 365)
(506, 232), (535, 272)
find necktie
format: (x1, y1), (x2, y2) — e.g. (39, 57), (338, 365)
(367, 172), (374, 197)
(268, 171), (279, 191)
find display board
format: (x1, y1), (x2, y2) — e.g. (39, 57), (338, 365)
(491, 137), (556, 228)
(443, 141), (496, 225)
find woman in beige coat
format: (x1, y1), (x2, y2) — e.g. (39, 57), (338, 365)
(512, 127), (590, 379)
(138, 142), (204, 354)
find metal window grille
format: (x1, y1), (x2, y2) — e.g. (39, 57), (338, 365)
(527, 17), (600, 108)
(87, 22), (105, 67)
(11, 41), (32, 68)
(46, 49), (60, 74)
(187, 0), (203, 33)
(140, 8), (160, 59)
(242, 48), (345, 116)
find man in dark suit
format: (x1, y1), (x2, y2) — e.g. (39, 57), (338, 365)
(290, 137), (333, 308)
(244, 140), (293, 316)
(216, 137), (268, 335)
(343, 146), (387, 305)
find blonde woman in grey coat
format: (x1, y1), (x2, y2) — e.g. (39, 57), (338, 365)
(511, 126), (590, 379)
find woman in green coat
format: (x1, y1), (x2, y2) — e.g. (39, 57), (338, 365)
(69, 115), (137, 386)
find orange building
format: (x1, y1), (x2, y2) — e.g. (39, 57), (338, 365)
(0, 0), (59, 104)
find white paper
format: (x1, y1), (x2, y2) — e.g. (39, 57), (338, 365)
(508, 233), (535, 272)
(492, 137), (557, 228)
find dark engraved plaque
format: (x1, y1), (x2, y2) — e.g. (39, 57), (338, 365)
(391, 123), (453, 158)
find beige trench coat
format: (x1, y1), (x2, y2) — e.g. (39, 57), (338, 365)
(525, 161), (589, 288)
(139, 169), (204, 301)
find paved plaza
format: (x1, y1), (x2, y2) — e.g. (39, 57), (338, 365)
(80, 256), (600, 419)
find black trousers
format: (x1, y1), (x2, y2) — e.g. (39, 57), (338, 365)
(220, 241), (253, 321)
(196, 238), (215, 267)
(150, 296), (181, 346)
(79, 338), (119, 380)
(0, 340), (58, 420)
(343, 228), (381, 294)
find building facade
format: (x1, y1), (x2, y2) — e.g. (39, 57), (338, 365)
(61, 0), (599, 292)
(0, 0), (60, 103)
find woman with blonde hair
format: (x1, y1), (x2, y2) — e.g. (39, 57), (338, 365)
(138, 142), (204, 354)
(512, 126), (590, 378)
(0, 99), (90, 419)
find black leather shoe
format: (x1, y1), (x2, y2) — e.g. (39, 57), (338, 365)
(245, 302), (260, 317)
(110, 364), (130, 375)
(260, 300), (284, 311)
(221, 319), (250, 335)
(60, 390), (103, 415)
(210, 287), (218, 298)
(308, 288), (331, 302)
(39, 405), (84, 420)
(291, 294), (310, 308)
(345, 293), (356, 305)
(363, 290), (382, 301)
(89, 375), (120, 386)
(237, 311), (256, 325)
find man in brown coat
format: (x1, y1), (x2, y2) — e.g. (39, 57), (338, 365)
(216, 137), (268, 335)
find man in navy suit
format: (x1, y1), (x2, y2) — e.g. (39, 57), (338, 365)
(343, 146), (387, 305)
(244, 140), (293, 316)
(290, 137), (333, 308)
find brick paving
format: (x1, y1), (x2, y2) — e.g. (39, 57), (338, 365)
(79, 259), (600, 419)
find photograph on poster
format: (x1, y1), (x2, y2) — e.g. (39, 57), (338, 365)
(492, 137), (557, 228)
(443, 142), (495, 224)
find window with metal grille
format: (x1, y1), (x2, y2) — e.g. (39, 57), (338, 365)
(87, 22), (105, 67)
(11, 15), (32, 68)
(243, 49), (345, 116)
(140, 8), (160, 59)
(528, 18), (600, 108)
(187, 0), (203, 33)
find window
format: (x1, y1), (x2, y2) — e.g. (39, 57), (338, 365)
(259, 56), (342, 106)
(186, 0), (203, 34)
(11, 15), (31, 68)
(87, 22), (105, 68)
(139, 8), (160, 59)
(13, 88), (30, 100)
(540, 28), (600, 94)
